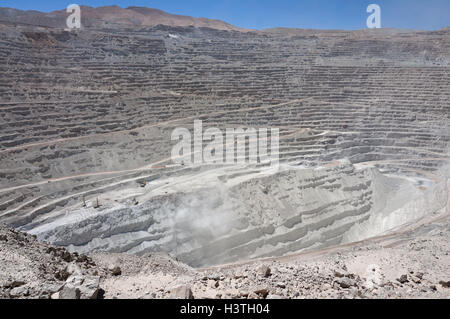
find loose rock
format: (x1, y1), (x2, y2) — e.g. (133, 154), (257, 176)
(170, 285), (194, 299)
(257, 265), (271, 278)
(397, 275), (408, 284)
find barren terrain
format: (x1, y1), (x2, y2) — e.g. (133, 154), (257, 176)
(0, 6), (449, 299)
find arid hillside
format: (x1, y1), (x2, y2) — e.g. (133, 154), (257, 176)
(0, 5), (244, 31)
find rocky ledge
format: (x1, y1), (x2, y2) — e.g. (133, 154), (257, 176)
(1, 216), (449, 299)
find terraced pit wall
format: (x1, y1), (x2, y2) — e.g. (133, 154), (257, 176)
(0, 23), (449, 266)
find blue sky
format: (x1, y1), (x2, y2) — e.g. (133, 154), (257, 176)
(1, 0), (449, 30)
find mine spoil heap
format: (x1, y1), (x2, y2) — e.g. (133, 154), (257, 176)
(0, 7), (449, 278)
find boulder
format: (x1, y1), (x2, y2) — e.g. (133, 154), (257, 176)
(336, 277), (355, 289)
(257, 265), (271, 278)
(5, 280), (25, 288)
(40, 282), (64, 295)
(51, 292), (60, 299)
(64, 275), (101, 299)
(254, 288), (270, 299)
(397, 275), (408, 284)
(334, 269), (350, 278)
(9, 286), (29, 298)
(79, 276), (101, 299)
(111, 266), (122, 276)
(170, 285), (194, 299)
(60, 285), (81, 299)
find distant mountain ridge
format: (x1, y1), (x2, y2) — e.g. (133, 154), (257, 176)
(0, 5), (246, 31)
(0, 6), (447, 34)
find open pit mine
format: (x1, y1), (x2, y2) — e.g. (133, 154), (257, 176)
(0, 6), (449, 299)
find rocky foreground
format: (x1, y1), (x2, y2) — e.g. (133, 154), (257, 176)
(1, 216), (449, 299)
